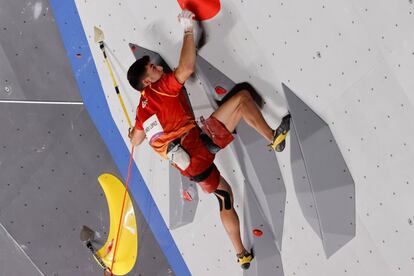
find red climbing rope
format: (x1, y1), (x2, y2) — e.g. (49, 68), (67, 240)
(106, 145), (136, 276)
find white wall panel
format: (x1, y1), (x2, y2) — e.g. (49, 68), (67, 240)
(75, 0), (414, 275)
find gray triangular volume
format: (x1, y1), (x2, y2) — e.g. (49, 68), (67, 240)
(129, 43), (199, 228)
(169, 167), (199, 230)
(196, 54), (286, 251)
(234, 123), (286, 251)
(195, 55), (236, 104)
(243, 183), (284, 276)
(283, 83), (355, 258)
(289, 123), (323, 240)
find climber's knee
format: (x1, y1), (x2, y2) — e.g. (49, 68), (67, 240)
(214, 189), (232, 211)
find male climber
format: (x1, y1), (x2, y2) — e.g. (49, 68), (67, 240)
(127, 10), (290, 269)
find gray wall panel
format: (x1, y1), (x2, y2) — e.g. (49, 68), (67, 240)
(0, 0), (81, 101)
(0, 103), (173, 275)
(0, 224), (43, 276)
(0, 1), (173, 275)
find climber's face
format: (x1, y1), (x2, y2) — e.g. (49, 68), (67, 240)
(142, 63), (164, 87)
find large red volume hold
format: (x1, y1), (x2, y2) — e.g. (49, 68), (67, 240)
(177, 0), (221, 21)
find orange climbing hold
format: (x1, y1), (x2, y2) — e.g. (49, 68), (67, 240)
(215, 86), (227, 95)
(182, 190), (193, 201)
(252, 229), (263, 237)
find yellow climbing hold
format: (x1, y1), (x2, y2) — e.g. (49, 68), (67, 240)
(96, 173), (138, 275)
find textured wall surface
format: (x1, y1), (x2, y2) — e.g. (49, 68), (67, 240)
(71, 1), (414, 275)
(0, 1), (172, 275)
(2, 0), (414, 275)
(72, 1), (414, 275)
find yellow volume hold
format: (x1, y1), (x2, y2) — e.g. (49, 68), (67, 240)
(97, 173), (138, 275)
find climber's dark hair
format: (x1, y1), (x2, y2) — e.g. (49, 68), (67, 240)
(127, 55), (150, 91)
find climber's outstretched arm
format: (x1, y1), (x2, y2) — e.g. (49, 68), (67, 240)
(175, 10), (196, 84)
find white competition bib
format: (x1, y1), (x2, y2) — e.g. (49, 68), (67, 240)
(143, 114), (164, 141)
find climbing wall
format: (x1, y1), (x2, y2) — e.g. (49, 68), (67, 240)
(68, 0), (414, 276)
(0, 0), (173, 275)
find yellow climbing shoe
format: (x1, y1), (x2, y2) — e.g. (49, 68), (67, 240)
(237, 251), (254, 270)
(269, 114), (291, 152)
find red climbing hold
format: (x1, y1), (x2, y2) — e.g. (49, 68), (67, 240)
(130, 45), (137, 52)
(182, 190), (193, 201)
(252, 229), (263, 237)
(215, 86), (227, 95)
(177, 0), (220, 21)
